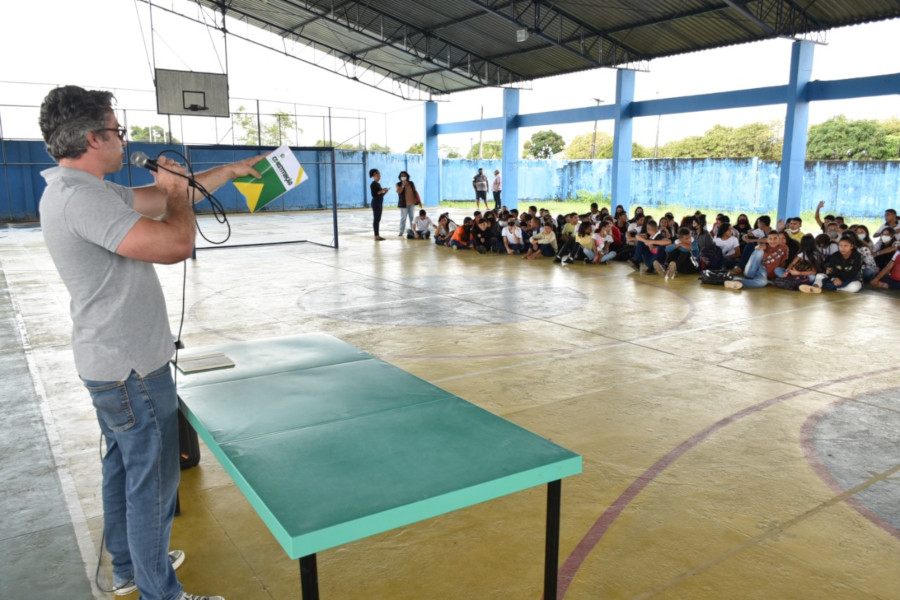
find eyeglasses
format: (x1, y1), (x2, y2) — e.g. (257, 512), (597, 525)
(95, 126), (127, 140)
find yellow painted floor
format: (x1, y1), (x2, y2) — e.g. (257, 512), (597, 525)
(2, 208), (899, 599)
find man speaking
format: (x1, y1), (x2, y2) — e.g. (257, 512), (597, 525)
(38, 85), (261, 600)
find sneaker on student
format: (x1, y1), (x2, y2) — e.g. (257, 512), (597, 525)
(629, 259), (640, 272)
(181, 594), (225, 600)
(562, 256), (574, 265)
(653, 262), (666, 276)
(723, 280), (743, 290)
(584, 257), (593, 264)
(114, 550), (186, 596)
(666, 262), (677, 279)
(553, 257), (562, 263)
(799, 284), (822, 294)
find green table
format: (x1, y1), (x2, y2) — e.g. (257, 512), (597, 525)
(176, 333), (582, 599)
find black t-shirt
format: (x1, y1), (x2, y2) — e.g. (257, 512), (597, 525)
(370, 181), (383, 203)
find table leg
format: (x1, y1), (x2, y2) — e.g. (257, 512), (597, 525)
(544, 479), (561, 600)
(299, 554), (319, 600)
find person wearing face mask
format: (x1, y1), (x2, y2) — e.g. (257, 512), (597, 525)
(396, 171), (421, 237)
(781, 216), (804, 243)
(873, 228), (900, 270)
(851, 225), (877, 282)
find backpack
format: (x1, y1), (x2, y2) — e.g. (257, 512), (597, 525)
(699, 245), (724, 270)
(699, 269), (734, 286)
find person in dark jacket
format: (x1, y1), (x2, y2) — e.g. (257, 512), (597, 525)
(800, 235), (862, 293)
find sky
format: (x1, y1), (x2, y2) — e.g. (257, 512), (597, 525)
(1, 1), (898, 155)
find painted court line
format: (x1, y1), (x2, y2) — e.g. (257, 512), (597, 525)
(553, 365), (897, 599)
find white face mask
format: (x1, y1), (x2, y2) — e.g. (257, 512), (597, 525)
(858, 232), (867, 240)
(400, 176), (408, 181)
(882, 234), (894, 244)
(827, 231), (839, 239)
(788, 227), (800, 234)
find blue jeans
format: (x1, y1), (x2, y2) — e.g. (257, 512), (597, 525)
(399, 206), (417, 235)
(82, 365), (182, 600)
(633, 241), (663, 268)
(739, 248), (770, 288)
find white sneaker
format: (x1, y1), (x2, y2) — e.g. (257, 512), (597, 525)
(723, 280), (743, 290)
(182, 594), (225, 600)
(114, 550), (186, 596)
(799, 284), (821, 294)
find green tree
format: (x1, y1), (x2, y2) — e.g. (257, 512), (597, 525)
(440, 144), (462, 159)
(523, 130), (565, 159)
(658, 122), (782, 159)
(368, 142), (391, 153)
(406, 142), (424, 154)
(314, 140), (365, 150)
(233, 106), (300, 146)
(467, 141), (502, 159)
(806, 115), (894, 160)
(566, 131), (613, 159)
(129, 125), (179, 144)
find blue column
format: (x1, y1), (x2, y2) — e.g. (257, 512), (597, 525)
(611, 69), (635, 216)
(501, 88), (520, 210)
(424, 101), (440, 207)
(778, 41), (814, 223)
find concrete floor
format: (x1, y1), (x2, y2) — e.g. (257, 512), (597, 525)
(1, 208), (899, 600)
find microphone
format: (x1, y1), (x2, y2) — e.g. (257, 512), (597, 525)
(131, 152), (200, 189)
(131, 151), (159, 172)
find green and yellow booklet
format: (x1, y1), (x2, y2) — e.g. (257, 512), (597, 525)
(233, 145), (309, 212)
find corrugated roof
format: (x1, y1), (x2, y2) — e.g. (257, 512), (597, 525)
(188, 0), (900, 98)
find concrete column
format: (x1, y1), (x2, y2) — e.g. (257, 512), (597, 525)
(501, 88), (520, 210)
(778, 41), (814, 224)
(424, 101), (440, 207)
(611, 69), (635, 216)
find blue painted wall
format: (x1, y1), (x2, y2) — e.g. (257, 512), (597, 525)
(2, 140), (898, 221)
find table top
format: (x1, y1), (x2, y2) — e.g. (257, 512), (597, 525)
(176, 333), (582, 559)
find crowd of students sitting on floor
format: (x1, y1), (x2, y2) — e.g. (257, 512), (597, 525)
(407, 201), (900, 293)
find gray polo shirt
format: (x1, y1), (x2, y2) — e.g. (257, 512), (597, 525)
(40, 166), (174, 381)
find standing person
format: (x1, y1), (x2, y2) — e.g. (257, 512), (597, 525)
(369, 168), (388, 241)
(473, 167), (489, 211)
(396, 170), (420, 236)
(38, 86), (264, 600)
(491, 169), (502, 210)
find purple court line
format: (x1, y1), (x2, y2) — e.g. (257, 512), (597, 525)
(551, 365), (898, 599)
(799, 389), (900, 541)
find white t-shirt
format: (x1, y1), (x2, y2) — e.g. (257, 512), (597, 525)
(502, 226), (522, 244)
(714, 236), (740, 257)
(413, 216), (433, 232)
(593, 232), (613, 252)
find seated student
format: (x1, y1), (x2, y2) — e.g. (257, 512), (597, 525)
(724, 230), (787, 290)
(775, 234), (823, 279)
(625, 215), (646, 245)
(870, 247), (900, 289)
(815, 232), (838, 258)
(407, 209), (434, 239)
(521, 216), (542, 245)
(555, 221), (594, 264)
(781, 216), (805, 244)
(501, 218), (526, 254)
(800, 235), (862, 293)
(873, 227), (900, 269)
(448, 217), (473, 250)
(852, 225), (878, 282)
(523, 222), (557, 260)
(873, 208), (900, 237)
(484, 212), (502, 251)
(434, 213), (457, 245)
(734, 214), (752, 246)
(471, 218), (498, 254)
(663, 227), (700, 278)
(588, 202), (601, 224)
(737, 215), (772, 270)
(592, 221), (617, 264)
(713, 223), (741, 269)
(558, 213), (578, 246)
(630, 219), (671, 275)
(658, 215), (677, 241)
